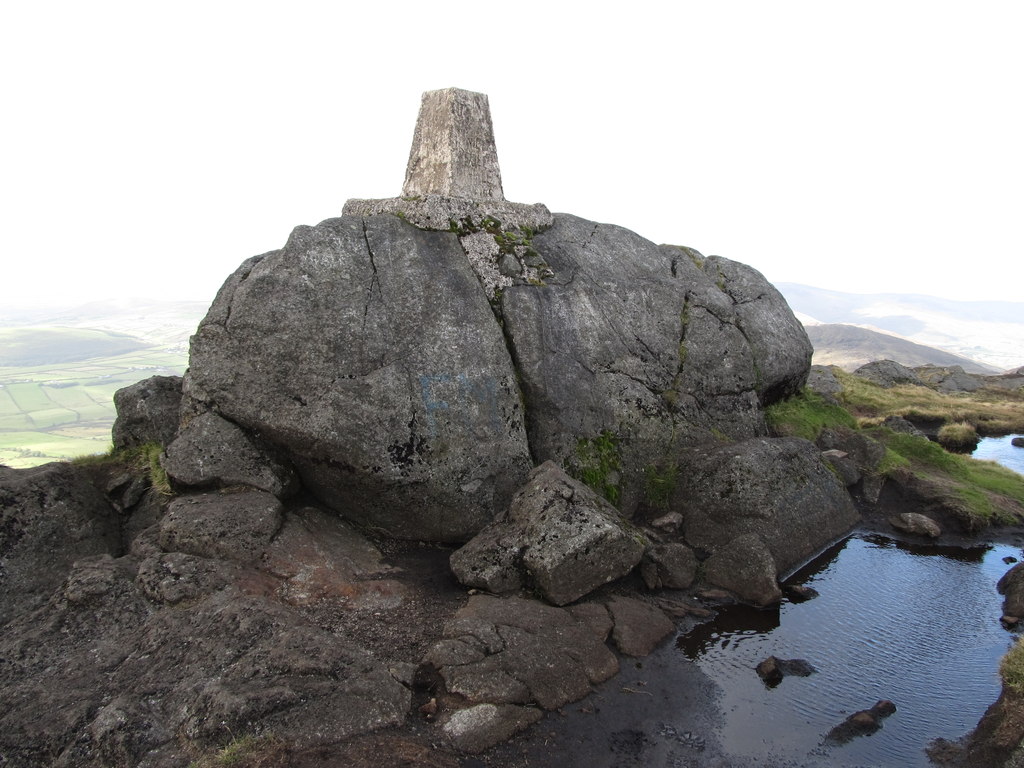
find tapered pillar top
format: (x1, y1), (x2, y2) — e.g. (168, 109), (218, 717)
(402, 88), (505, 201)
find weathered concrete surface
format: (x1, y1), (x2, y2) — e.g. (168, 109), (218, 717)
(402, 88), (505, 201)
(185, 214), (533, 542)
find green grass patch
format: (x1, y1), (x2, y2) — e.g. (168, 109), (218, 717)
(866, 429), (1024, 523)
(643, 462), (678, 510)
(574, 430), (621, 504)
(764, 389), (857, 440)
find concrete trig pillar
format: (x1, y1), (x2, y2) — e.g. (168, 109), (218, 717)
(402, 88), (505, 201)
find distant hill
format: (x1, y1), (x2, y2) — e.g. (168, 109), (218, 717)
(0, 327), (151, 366)
(775, 283), (1024, 371)
(805, 324), (998, 373)
(0, 298), (208, 348)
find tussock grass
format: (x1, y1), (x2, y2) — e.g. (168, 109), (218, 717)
(834, 369), (1024, 435)
(1002, 639), (1024, 695)
(72, 442), (172, 495)
(938, 421), (979, 452)
(189, 734), (286, 768)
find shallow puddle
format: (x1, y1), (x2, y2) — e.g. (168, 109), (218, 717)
(681, 534), (1022, 766)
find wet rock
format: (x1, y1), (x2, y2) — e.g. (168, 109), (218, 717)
(703, 534), (783, 606)
(889, 512), (942, 538)
(755, 656), (817, 687)
(998, 563), (1024, 617)
(785, 584), (820, 602)
(1005, 556), (1019, 564)
(162, 410), (298, 497)
(111, 375), (183, 450)
(442, 703), (542, 754)
(158, 490), (283, 563)
(450, 462), (646, 606)
(681, 438), (858, 579)
(1013, 437), (1024, 448)
(853, 360), (923, 389)
(640, 542), (697, 590)
(824, 699), (896, 744)
(424, 595), (618, 711)
(607, 596), (675, 657)
(0, 462), (121, 623)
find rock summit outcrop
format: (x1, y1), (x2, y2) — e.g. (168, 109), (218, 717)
(0, 88), (868, 766)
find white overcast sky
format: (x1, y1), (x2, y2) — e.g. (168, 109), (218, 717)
(2, 1), (1021, 308)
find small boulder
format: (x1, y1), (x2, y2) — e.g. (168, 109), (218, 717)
(755, 656), (817, 687)
(111, 375), (183, 450)
(425, 595), (619, 711)
(702, 534), (783, 606)
(998, 563), (1024, 617)
(158, 490), (283, 563)
(853, 360), (923, 389)
(824, 700), (896, 744)
(889, 512), (942, 538)
(785, 584), (820, 602)
(450, 462), (646, 606)
(1012, 437), (1024, 448)
(162, 411), (298, 497)
(640, 542), (698, 590)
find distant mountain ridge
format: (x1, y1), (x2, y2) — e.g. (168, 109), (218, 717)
(776, 283), (1024, 371)
(804, 324), (998, 373)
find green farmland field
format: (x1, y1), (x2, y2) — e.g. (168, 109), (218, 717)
(0, 347), (187, 468)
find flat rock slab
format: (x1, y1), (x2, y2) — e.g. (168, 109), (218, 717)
(443, 703), (542, 754)
(158, 490), (283, 563)
(607, 596), (675, 657)
(425, 595), (619, 711)
(260, 506), (406, 608)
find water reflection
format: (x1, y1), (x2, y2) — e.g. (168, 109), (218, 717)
(680, 534), (1020, 767)
(974, 434), (1024, 476)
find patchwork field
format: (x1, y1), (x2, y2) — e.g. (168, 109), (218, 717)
(0, 347), (187, 468)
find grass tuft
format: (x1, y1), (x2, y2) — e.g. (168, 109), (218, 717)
(1002, 639), (1024, 695)
(764, 389), (857, 440)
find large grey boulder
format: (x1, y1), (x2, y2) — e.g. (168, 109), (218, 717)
(450, 462), (646, 605)
(853, 359), (923, 389)
(501, 216), (812, 513)
(679, 437), (859, 576)
(111, 375), (182, 450)
(185, 214), (533, 542)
